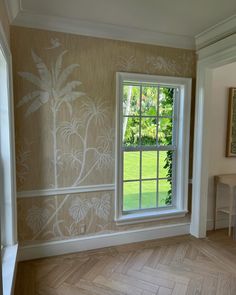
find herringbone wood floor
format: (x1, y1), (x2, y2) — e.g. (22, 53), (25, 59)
(15, 230), (236, 295)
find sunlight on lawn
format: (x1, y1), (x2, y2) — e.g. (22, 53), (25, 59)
(123, 152), (172, 211)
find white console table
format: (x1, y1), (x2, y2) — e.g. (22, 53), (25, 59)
(214, 174), (236, 236)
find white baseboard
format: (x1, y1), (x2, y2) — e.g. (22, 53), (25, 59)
(207, 218), (229, 231)
(18, 222), (190, 261)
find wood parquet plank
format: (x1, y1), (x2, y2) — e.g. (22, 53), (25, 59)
(14, 230), (236, 295)
(76, 279), (126, 295)
(186, 277), (203, 295)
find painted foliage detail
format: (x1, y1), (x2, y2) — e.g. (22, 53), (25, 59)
(17, 49), (85, 188)
(146, 53), (194, 76)
(24, 193), (112, 239)
(17, 42), (114, 239)
(16, 139), (32, 187)
(117, 55), (136, 71)
(146, 56), (179, 74)
(26, 206), (50, 234)
(69, 194), (111, 233)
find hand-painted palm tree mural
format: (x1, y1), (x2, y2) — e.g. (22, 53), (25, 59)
(17, 46), (113, 239)
(17, 50), (85, 188)
(14, 28), (195, 243)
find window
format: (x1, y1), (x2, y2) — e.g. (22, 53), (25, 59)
(115, 73), (191, 223)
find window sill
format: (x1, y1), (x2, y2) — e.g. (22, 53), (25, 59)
(115, 209), (188, 225)
(2, 244), (18, 295)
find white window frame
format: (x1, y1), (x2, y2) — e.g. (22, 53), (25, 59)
(115, 72), (191, 224)
(0, 22), (18, 295)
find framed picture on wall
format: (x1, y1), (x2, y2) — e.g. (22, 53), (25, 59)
(226, 87), (236, 157)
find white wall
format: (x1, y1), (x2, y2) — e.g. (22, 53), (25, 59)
(208, 62), (236, 228)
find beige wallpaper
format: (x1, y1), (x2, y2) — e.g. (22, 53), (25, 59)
(11, 26), (196, 244)
(0, 0), (10, 44)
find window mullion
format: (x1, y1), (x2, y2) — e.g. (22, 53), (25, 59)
(139, 85), (142, 209)
(171, 88), (179, 207)
(156, 86), (160, 207)
(122, 145), (176, 152)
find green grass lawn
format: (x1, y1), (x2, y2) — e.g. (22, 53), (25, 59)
(123, 151), (172, 211)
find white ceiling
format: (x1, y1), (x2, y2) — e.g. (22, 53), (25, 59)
(20, 0), (236, 37)
(8, 0), (236, 49)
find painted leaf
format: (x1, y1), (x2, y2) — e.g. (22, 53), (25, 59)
(81, 97), (109, 125)
(18, 72), (47, 90)
(55, 50), (68, 81)
(57, 64), (79, 90)
(26, 206), (50, 234)
(91, 194), (111, 220)
(59, 119), (81, 142)
(63, 91), (85, 102)
(69, 197), (91, 223)
(31, 50), (51, 85)
(25, 92), (49, 117)
(95, 149), (113, 170)
(59, 81), (82, 97)
(17, 90), (47, 108)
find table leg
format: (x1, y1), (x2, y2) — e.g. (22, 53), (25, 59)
(229, 186), (233, 236)
(214, 182), (218, 231)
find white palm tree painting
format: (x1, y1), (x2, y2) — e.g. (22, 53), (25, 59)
(59, 97), (114, 186)
(18, 49), (84, 238)
(18, 47), (114, 240)
(17, 50), (84, 188)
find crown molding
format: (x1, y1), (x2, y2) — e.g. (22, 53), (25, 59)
(12, 10), (195, 49)
(195, 14), (236, 50)
(4, 0), (21, 23)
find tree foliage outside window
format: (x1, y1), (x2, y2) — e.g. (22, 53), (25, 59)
(123, 85), (173, 205)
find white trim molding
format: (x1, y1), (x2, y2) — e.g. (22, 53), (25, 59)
(115, 72), (191, 224)
(191, 33), (236, 238)
(17, 183), (115, 198)
(12, 10), (195, 49)
(18, 222), (190, 261)
(195, 14), (236, 50)
(0, 21), (18, 246)
(2, 244), (18, 295)
(3, 0), (21, 23)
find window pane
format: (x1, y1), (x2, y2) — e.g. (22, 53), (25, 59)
(141, 180), (157, 209)
(124, 151), (140, 180)
(123, 85), (140, 116)
(123, 117), (140, 146)
(159, 151), (172, 178)
(158, 118), (173, 145)
(158, 179), (172, 207)
(123, 181), (140, 211)
(142, 151), (157, 179)
(141, 117), (157, 146)
(141, 86), (158, 116)
(159, 87), (174, 117)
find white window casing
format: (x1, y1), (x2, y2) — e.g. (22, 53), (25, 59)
(115, 72), (192, 224)
(0, 22), (18, 295)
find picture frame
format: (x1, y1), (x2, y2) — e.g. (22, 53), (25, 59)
(226, 87), (236, 157)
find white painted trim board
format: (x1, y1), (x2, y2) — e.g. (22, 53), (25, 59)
(195, 15), (236, 50)
(192, 33), (236, 238)
(19, 222), (190, 261)
(17, 183), (115, 198)
(12, 10), (195, 49)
